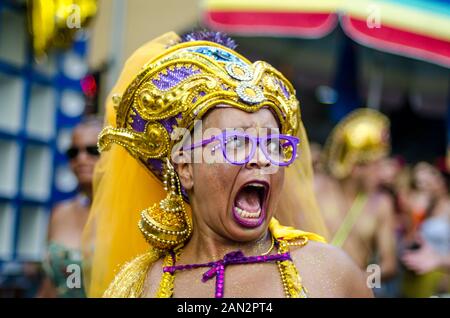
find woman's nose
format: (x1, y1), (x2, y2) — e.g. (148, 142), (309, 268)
(246, 145), (270, 169)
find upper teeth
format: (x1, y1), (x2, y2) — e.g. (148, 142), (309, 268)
(247, 183), (265, 188)
(235, 207), (261, 218)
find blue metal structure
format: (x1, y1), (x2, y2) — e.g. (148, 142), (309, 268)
(0, 0), (88, 268)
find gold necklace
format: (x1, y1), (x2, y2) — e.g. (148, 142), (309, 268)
(261, 234), (275, 256)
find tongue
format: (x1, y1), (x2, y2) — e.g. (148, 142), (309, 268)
(235, 187), (261, 213)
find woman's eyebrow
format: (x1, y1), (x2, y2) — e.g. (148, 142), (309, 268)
(220, 125), (279, 131)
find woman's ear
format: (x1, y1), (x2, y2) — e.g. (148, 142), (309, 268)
(174, 151), (194, 190)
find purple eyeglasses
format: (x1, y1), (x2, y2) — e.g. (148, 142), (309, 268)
(181, 130), (299, 166)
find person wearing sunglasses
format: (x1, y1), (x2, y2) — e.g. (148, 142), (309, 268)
(37, 117), (101, 298)
(83, 31), (372, 298)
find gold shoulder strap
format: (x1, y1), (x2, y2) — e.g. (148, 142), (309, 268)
(269, 217), (326, 298)
(269, 217), (326, 243)
(331, 192), (368, 248)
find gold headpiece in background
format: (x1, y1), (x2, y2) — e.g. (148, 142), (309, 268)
(28, 0), (97, 58)
(323, 108), (390, 179)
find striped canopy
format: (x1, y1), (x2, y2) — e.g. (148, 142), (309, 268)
(203, 0), (450, 68)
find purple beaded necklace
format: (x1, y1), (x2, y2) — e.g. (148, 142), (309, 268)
(162, 240), (291, 298)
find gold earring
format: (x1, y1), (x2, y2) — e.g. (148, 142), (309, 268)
(139, 158), (192, 250)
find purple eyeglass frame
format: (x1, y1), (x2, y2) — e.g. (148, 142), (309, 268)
(181, 131), (299, 166)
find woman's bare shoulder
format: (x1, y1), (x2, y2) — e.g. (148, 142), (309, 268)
(290, 240), (374, 298)
(47, 200), (81, 237)
(51, 199), (79, 221)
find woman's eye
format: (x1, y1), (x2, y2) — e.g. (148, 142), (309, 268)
(268, 140), (282, 153)
(226, 136), (243, 148)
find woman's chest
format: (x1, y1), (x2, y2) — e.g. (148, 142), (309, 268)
(151, 262), (286, 298)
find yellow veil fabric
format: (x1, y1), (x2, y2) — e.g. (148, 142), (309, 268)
(276, 121), (329, 237)
(82, 32), (327, 297)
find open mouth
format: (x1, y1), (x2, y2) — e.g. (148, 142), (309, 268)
(232, 181), (269, 228)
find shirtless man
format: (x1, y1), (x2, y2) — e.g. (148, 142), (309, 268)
(320, 109), (397, 282)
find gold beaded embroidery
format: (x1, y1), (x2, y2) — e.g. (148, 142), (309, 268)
(276, 237), (309, 298)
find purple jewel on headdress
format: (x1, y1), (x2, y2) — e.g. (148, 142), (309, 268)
(152, 65), (201, 91)
(181, 30), (237, 50)
(130, 109), (147, 132)
(276, 78), (290, 99)
(159, 114), (180, 135)
(192, 91), (206, 104)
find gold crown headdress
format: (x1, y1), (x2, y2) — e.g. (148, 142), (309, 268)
(97, 36), (301, 250)
(323, 108), (390, 179)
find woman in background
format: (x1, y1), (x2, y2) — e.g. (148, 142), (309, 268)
(36, 117), (102, 298)
(406, 162), (436, 237)
(402, 161), (450, 297)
